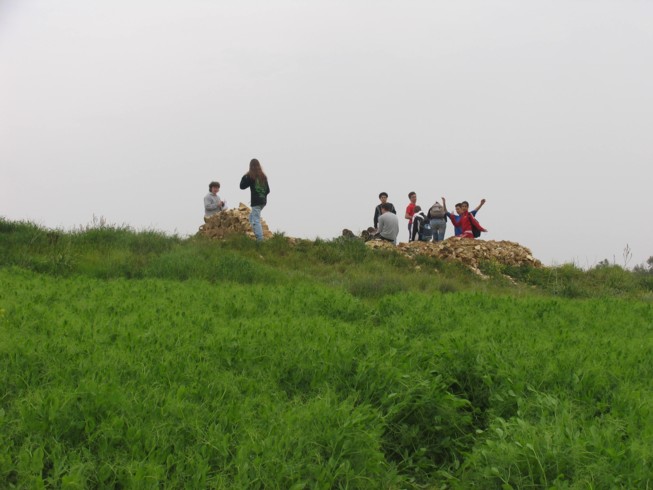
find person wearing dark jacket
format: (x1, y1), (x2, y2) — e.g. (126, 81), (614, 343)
(410, 206), (431, 242)
(239, 158), (270, 241)
(373, 192), (397, 228)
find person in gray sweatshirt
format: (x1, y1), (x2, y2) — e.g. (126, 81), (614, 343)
(204, 181), (225, 219)
(374, 202), (399, 244)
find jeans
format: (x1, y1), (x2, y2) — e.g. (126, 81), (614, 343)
(250, 205), (264, 241)
(430, 218), (446, 242)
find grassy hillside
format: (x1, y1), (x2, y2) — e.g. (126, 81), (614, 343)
(1, 218), (652, 488)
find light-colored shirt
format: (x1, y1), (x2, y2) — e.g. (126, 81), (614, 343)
(377, 212), (399, 243)
(204, 192), (223, 217)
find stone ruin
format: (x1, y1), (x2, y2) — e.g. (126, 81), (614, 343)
(197, 203), (273, 240)
(362, 234), (542, 276)
(198, 209), (542, 276)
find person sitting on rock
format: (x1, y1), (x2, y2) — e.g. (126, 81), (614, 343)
(204, 181), (226, 219)
(373, 202), (399, 244)
(373, 192), (397, 228)
(443, 197), (487, 238)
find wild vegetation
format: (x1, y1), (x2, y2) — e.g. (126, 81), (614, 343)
(1, 217), (652, 488)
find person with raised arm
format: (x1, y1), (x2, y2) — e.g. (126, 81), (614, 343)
(443, 197), (487, 239)
(450, 199), (486, 237)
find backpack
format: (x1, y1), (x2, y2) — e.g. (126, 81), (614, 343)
(468, 214), (481, 238)
(428, 202), (445, 219)
(418, 217), (432, 241)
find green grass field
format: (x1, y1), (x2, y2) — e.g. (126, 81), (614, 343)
(1, 219), (652, 488)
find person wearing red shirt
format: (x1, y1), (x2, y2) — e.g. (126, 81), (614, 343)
(443, 197), (487, 238)
(450, 199), (486, 237)
(404, 191), (417, 241)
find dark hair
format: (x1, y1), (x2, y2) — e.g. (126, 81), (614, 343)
(247, 158), (268, 185)
(462, 201), (469, 207)
(380, 202), (393, 212)
(408, 192), (416, 199)
(379, 192), (388, 199)
(414, 205), (422, 213)
(455, 203), (462, 208)
(209, 181), (220, 190)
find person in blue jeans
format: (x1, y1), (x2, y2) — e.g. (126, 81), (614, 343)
(426, 199), (447, 242)
(239, 158), (270, 241)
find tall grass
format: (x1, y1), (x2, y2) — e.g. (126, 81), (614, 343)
(1, 218), (652, 487)
(3, 217), (651, 298)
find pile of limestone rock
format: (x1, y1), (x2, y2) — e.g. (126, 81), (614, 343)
(198, 213), (541, 276)
(364, 236), (542, 273)
(197, 203), (273, 240)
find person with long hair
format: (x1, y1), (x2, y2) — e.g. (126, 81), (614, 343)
(239, 158), (270, 241)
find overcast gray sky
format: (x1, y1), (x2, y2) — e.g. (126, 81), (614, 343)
(2, 1), (652, 268)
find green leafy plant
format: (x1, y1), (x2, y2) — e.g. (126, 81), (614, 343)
(1, 218), (652, 488)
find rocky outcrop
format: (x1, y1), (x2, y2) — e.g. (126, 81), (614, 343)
(197, 203), (273, 240)
(198, 212), (542, 276)
(365, 237), (542, 273)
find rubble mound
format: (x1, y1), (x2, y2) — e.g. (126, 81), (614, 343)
(197, 203), (273, 240)
(198, 214), (541, 275)
(366, 237), (542, 272)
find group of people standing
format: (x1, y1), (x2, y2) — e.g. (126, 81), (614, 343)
(371, 191), (487, 244)
(205, 164), (485, 246)
(204, 159), (270, 241)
